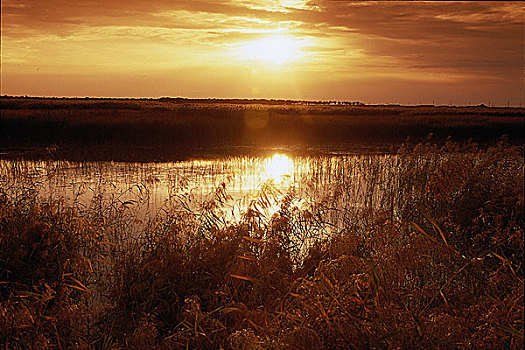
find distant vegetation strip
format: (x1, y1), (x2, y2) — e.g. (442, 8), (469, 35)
(1, 97), (524, 161)
(1, 96), (522, 112)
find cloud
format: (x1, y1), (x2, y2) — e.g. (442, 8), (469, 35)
(1, 0), (523, 103)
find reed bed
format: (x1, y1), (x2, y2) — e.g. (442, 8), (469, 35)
(0, 140), (523, 349)
(2, 98), (524, 162)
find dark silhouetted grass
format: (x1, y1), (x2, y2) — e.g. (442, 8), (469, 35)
(2, 97), (524, 162)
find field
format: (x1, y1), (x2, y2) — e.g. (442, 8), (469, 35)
(0, 97), (524, 349)
(1, 97), (524, 161)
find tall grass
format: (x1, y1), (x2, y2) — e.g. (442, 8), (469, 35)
(1, 140), (523, 348)
(2, 98), (524, 162)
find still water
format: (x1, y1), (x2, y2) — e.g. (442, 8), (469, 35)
(0, 153), (399, 232)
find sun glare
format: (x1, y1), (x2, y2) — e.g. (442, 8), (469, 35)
(263, 154), (294, 184)
(235, 35), (307, 66)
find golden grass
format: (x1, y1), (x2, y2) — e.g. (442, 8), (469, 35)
(0, 140), (523, 349)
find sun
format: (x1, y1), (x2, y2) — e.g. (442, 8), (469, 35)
(235, 35), (306, 66)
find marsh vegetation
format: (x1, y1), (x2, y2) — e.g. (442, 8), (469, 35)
(1, 136), (523, 348)
(1, 98), (524, 348)
(2, 97), (524, 161)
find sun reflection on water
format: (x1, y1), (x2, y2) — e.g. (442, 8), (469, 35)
(262, 153), (294, 185)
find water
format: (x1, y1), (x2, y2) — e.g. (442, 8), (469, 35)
(0, 153), (399, 233)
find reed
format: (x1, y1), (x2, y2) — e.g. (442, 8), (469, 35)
(2, 98), (524, 162)
(0, 140), (523, 349)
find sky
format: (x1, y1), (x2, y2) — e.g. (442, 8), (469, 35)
(1, 1), (524, 105)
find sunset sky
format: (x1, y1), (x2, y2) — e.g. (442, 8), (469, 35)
(1, 1), (523, 105)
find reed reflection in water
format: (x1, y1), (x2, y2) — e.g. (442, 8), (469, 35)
(0, 153), (399, 233)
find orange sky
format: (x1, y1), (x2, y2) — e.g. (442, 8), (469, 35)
(1, 1), (524, 105)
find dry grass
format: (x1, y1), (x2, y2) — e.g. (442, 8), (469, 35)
(0, 140), (523, 349)
(2, 97), (524, 162)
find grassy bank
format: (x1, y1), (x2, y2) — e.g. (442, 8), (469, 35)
(1, 140), (523, 349)
(2, 97), (524, 161)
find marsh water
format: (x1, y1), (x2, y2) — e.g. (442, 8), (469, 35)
(0, 153), (401, 233)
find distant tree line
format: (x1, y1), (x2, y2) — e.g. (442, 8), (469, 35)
(159, 97), (365, 106)
(3, 95), (367, 106)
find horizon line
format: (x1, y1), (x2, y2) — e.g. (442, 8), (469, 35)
(2, 95), (522, 108)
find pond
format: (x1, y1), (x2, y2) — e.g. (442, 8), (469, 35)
(0, 153), (400, 234)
